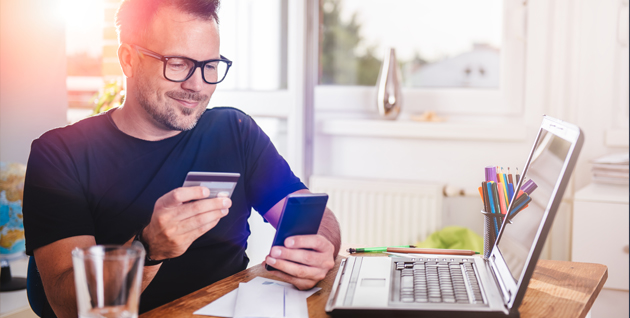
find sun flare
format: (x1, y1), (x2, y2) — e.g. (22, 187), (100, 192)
(59, 0), (104, 31)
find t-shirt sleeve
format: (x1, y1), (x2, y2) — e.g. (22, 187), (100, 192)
(238, 114), (307, 215)
(22, 137), (94, 255)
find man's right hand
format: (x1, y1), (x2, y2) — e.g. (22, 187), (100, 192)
(32, 186), (230, 318)
(141, 186), (231, 261)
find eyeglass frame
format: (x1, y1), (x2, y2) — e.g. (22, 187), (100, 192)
(132, 44), (233, 84)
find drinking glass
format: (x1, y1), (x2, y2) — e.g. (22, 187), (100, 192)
(72, 245), (144, 318)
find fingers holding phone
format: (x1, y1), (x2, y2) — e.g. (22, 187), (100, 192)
(264, 193), (331, 289)
(265, 234), (335, 290)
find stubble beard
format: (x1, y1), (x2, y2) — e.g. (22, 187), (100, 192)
(135, 80), (208, 132)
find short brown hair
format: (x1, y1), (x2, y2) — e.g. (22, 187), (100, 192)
(115, 0), (220, 45)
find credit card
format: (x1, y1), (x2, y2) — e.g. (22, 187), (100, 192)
(182, 171), (240, 198)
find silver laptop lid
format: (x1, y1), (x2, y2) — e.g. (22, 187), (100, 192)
(489, 116), (583, 311)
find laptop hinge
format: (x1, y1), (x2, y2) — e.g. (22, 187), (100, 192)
(489, 255), (512, 305)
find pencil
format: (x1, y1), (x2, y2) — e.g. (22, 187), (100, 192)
(387, 247), (479, 256)
(348, 245), (417, 253)
(515, 167), (520, 184)
(507, 167), (514, 184)
(496, 166), (501, 183)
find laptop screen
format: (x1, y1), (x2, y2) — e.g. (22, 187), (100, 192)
(496, 122), (577, 281)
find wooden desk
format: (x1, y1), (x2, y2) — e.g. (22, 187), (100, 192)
(141, 258), (607, 318)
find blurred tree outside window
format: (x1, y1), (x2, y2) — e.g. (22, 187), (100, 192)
(319, 0), (503, 89)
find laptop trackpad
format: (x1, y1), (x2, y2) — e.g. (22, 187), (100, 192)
(349, 258), (391, 307)
(361, 278), (386, 287)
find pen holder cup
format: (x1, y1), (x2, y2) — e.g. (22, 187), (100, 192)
(481, 210), (504, 259)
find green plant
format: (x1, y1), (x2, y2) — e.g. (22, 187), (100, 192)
(92, 79), (125, 115)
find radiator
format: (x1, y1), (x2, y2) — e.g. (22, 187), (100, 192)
(309, 176), (443, 247)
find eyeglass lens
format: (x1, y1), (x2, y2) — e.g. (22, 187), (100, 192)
(164, 58), (229, 83)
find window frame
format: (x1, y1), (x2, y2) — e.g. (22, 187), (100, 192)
(208, 0), (310, 180)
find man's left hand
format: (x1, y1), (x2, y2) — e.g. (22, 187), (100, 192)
(264, 234), (335, 290)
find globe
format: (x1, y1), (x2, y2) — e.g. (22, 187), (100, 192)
(0, 162), (26, 257)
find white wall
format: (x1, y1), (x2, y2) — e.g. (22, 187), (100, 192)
(0, 0), (68, 165)
(574, 0), (630, 187)
(313, 0), (629, 260)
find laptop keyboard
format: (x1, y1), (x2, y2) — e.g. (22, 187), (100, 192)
(395, 258), (484, 304)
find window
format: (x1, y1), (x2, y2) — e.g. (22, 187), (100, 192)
(315, 0), (527, 115)
(321, 0), (502, 89)
(218, 0), (288, 91)
(62, 0), (105, 122)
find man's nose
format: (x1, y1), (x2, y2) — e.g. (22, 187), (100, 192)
(181, 66), (205, 92)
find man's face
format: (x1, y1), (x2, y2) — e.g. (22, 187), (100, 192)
(132, 6), (220, 131)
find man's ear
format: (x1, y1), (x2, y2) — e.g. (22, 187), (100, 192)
(118, 43), (135, 78)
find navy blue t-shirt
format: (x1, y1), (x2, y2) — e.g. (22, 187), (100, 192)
(23, 107), (306, 313)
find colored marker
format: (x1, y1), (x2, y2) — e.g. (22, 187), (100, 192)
(508, 195), (532, 220)
(497, 185), (507, 215)
(522, 179), (538, 195)
(487, 182), (500, 235)
(485, 166), (497, 183)
(501, 168), (510, 204)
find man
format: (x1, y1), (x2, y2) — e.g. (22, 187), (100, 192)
(22, 0), (340, 317)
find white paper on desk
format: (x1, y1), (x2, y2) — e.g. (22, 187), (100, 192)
(284, 288), (309, 318)
(193, 276), (321, 317)
(233, 282), (285, 318)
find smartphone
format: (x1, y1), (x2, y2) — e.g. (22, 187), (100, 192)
(265, 193), (329, 271)
(182, 171), (240, 198)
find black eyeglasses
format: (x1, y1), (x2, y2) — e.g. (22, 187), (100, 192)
(133, 44), (232, 84)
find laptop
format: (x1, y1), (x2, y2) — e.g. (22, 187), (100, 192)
(325, 115), (584, 318)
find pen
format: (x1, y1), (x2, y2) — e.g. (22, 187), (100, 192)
(347, 245), (417, 253)
(387, 247), (479, 256)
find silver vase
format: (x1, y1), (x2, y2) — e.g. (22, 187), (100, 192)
(376, 48), (402, 120)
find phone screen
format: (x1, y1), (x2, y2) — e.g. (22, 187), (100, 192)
(265, 193), (328, 271)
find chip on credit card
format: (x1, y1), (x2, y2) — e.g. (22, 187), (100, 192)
(182, 171), (240, 198)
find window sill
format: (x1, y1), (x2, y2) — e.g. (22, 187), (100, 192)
(318, 118), (527, 142)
